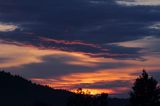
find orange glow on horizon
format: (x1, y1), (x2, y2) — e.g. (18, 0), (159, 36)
(1, 40), (160, 96)
(70, 88), (114, 95)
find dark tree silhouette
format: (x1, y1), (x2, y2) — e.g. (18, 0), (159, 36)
(0, 70), (73, 106)
(130, 70), (160, 106)
(33, 102), (52, 106)
(67, 88), (108, 106)
(94, 93), (108, 106)
(67, 88), (92, 106)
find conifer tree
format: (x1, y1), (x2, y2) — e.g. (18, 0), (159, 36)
(130, 70), (160, 106)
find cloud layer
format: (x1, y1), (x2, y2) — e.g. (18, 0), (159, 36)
(0, 0), (160, 97)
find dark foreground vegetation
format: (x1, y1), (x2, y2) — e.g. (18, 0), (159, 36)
(0, 71), (73, 106)
(130, 70), (160, 106)
(0, 70), (159, 106)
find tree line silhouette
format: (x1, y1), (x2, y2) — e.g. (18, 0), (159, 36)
(67, 70), (160, 106)
(0, 69), (159, 106)
(67, 88), (108, 106)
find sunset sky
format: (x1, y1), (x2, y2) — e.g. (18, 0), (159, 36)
(0, 0), (160, 97)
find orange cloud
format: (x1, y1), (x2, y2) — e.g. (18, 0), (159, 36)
(32, 68), (137, 92)
(1, 39), (160, 96)
(32, 65), (160, 95)
(0, 40), (108, 68)
(0, 23), (18, 32)
(39, 37), (102, 48)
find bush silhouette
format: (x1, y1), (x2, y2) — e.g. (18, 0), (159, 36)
(67, 88), (108, 106)
(130, 70), (160, 106)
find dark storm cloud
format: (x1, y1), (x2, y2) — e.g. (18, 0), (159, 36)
(0, 0), (160, 59)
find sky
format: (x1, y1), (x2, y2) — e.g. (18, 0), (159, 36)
(0, 0), (160, 98)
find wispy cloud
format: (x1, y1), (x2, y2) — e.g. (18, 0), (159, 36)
(31, 69), (136, 95)
(112, 36), (160, 54)
(116, 0), (160, 6)
(149, 22), (160, 30)
(39, 37), (101, 49)
(0, 23), (18, 32)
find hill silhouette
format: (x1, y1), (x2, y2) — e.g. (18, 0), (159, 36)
(0, 71), (74, 106)
(0, 71), (129, 106)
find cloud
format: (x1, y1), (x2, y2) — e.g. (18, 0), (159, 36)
(5, 51), (138, 78)
(72, 80), (133, 89)
(0, 36), (144, 60)
(1, 40), (160, 98)
(88, 0), (109, 4)
(39, 37), (101, 49)
(0, 23), (18, 32)
(112, 36), (160, 54)
(149, 22), (160, 30)
(0, 41), (53, 68)
(0, 0), (160, 44)
(116, 0), (160, 6)
(30, 66), (160, 97)
(0, 0), (160, 97)
(30, 68), (137, 97)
